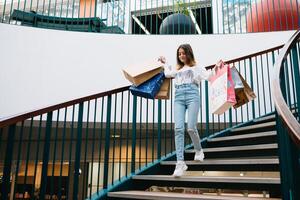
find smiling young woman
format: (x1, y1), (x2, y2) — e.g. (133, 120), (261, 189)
(158, 43), (215, 177)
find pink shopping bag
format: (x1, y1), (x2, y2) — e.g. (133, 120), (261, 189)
(209, 60), (237, 115)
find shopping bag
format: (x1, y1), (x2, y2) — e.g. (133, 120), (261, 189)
(233, 70), (256, 109)
(209, 61), (236, 114)
(129, 72), (165, 99)
(123, 61), (164, 86)
(155, 78), (171, 99)
(231, 66), (244, 90)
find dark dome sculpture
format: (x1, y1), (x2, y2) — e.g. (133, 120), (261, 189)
(159, 13), (196, 34)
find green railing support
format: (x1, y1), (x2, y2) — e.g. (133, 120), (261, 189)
(125, 92), (130, 176)
(50, 111), (59, 200)
(73, 102), (84, 200)
(90, 100), (97, 197)
(118, 93), (124, 181)
(66, 106), (76, 199)
(1, 124), (16, 199)
(97, 98), (105, 192)
(157, 99), (162, 160)
(13, 122), (24, 200)
(205, 81), (209, 136)
(103, 95), (112, 189)
(138, 97), (142, 168)
(131, 95), (137, 173)
(34, 116), (43, 199)
(82, 102), (90, 199)
(58, 108), (68, 199)
(229, 108), (233, 127)
(39, 112), (53, 200)
(249, 58), (256, 119)
(291, 47), (300, 116)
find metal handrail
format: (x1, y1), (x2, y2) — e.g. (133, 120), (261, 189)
(271, 29), (300, 147)
(0, 44), (284, 128)
(0, 86), (129, 128)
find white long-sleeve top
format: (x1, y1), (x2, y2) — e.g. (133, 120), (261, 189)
(163, 63), (214, 86)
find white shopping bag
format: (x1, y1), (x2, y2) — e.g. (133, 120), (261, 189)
(209, 61), (236, 115)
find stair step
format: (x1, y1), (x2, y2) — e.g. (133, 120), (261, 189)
(208, 131), (276, 142)
(253, 115), (275, 123)
(160, 157), (279, 171)
(231, 122), (276, 133)
(133, 175), (280, 184)
(186, 144), (278, 153)
(252, 110), (297, 124)
(108, 191), (281, 200)
(161, 158), (279, 166)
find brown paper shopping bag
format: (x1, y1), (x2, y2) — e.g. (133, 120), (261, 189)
(233, 68), (256, 109)
(155, 78), (171, 99)
(123, 61), (163, 86)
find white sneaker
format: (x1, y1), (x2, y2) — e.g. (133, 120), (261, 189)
(194, 149), (205, 162)
(172, 161), (188, 177)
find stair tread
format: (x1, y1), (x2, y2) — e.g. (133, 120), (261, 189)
(208, 131), (276, 142)
(161, 158), (279, 165)
(133, 175), (280, 184)
(231, 122), (275, 132)
(185, 144), (278, 153)
(108, 191), (281, 200)
(253, 115), (275, 122)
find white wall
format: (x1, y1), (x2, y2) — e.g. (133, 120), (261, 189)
(0, 23), (295, 118)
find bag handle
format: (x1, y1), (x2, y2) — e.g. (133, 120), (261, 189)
(214, 59), (225, 73)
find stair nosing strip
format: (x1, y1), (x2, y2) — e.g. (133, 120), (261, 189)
(185, 143), (278, 153)
(160, 158), (279, 165)
(230, 122), (276, 132)
(108, 191), (281, 200)
(253, 115), (275, 122)
(208, 131), (276, 142)
(132, 175), (280, 184)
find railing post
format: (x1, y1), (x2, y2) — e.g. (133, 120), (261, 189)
(103, 95), (112, 189)
(39, 112), (53, 200)
(249, 58), (256, 119)
(73, 102), (84, 200)
(157, 99), (162, 160)
(205, 81), (209, 136)
(1, 124), (16, 200)
(229, 108), (233, 127)
(291, 47), (300, 116)
(131, 95), (137, 173)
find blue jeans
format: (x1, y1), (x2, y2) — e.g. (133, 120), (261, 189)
(174, 83), (202, 161)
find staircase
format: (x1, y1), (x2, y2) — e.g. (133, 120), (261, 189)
(108, 114), (282, 199)
(1, 31), (300, 199)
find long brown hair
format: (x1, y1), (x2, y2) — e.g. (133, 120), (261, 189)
(176, 44), (196, 70)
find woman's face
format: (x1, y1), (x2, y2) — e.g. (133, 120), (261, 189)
(178, 48), (187, 64)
